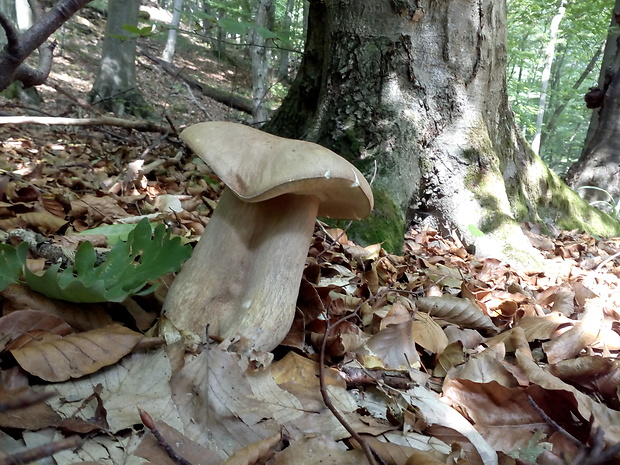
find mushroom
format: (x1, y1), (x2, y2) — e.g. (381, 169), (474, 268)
(162, 122), (374, 351)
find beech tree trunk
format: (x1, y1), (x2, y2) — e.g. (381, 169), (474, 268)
(162, 0), (183, 63)
(265, 0), (619, 269)
(88, 0), (149, 117)
(249, 0), (272, 124)
(566, 0), (620, 205)
(531, 0), (566, 155)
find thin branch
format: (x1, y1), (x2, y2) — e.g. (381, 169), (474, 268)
(0, 436), (83, 465)
(0, 116), (168, 133)
(318, 310), (383, 465)
(139, 408), (193, 465)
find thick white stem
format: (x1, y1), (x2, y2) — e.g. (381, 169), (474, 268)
(163, 189), (320, 351)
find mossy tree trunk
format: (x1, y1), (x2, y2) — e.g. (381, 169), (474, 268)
(264, 0), (619, 269)
(88, 0), (150, 117)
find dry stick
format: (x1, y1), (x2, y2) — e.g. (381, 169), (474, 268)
(0, 436), (83, 465)
(527, 396), (620, 465)
(139, 408), (194, 465)
(0, 116), (168, 133)
(318, 310), (383, 465)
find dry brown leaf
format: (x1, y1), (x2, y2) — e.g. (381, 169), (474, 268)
(400, 385), (498, 465)
(1, 284), (114, 331)
(11, 324), (144, 381)
(271, 436), (364, 465)
(543, 301), (604, 364)
(70, 194), (129, 222)
(412, 311), (449, 355)
(222, 432), (281, 465)
(416, 296), (497, 331)
(0, 309), (73, 352)
(135, 419), (222, 465)
(405, 450), (447, 465)
(356, 320), (420, 370)
(447, 345), (518, 387)
(16, 211), (67, 233)
(361, 433), (450, 465)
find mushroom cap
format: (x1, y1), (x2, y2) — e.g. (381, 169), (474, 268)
(180, 122), (374, 220)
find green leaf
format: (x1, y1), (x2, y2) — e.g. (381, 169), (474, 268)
(23, 218), (192, 303)
(77, 222), (147, 246)
(254, 26), (279, 40)
(467, 224), (485, 237)
(122, 24), (142, 34)
(217, 17), (249, 36)
(0, 242), (26, 292)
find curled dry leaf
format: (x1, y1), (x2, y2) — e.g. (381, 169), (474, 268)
(543, 301), (604, 364)
(356, 320), (421, 370)
(11, 324), (144, 382)
(405, 450), (447, 465)
(416, 296), (497, 331)
(221, 432), (282, 465)
(0, 309), (73, 352)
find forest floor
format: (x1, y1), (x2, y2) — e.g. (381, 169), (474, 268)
(1, 3), (620, 465)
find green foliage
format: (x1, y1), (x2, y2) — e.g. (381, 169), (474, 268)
(77, 222), (147, 246)
(507, 0), (611, 172)
(0, 219), (192, 303)
(110, 24), (157, 40)
(0, 243), (24, 290)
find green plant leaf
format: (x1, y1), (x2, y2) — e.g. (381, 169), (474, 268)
(76, 222), (148, 246)
(23, 218), (192, 303)
(121, 24), (142, 35)
(467, 224), (485, 237)
(0, 242), (26, 292)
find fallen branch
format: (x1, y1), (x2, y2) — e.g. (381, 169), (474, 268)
(0, 115), (169, 133)
(138, 47), (253, 115)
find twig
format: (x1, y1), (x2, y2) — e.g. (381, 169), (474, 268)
(527, 396), (620, 465)
(0, 391), (54, 412)
(139, 408), (193, 465)
(0, 116), (168, 133)
(527, 395), (582, 448)
(0, 436), (82, 465)
(183, 81), (213, 120)
(318, 310), (383, 465)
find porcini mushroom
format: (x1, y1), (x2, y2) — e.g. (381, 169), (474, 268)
(162, 122), (374, 351)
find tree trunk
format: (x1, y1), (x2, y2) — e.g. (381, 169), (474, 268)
(276, 0), (295, 81)
(161, 0), (182, 63)
(531, 0), (567, 155)
(565, 0), (620, 204)
(249, 0), (272, 125)
(88, 0), (149, 117)
(264, 0), (619, 269)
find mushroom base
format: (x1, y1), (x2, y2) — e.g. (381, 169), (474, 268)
(162, 188), (320, 351)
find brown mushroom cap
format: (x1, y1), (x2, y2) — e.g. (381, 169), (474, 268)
(180, 122), (374, 220)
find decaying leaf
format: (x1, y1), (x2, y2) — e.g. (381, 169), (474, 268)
(11, 324), (144, 381)
(416, 296), (497, 331)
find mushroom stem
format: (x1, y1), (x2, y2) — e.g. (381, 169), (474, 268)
(163, 188), (320, 351)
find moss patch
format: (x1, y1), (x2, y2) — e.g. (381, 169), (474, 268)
(328, 188), (405, 253)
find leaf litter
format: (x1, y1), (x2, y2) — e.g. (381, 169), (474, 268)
(3, 121), (620, 465)
(2, 11), (620, 465)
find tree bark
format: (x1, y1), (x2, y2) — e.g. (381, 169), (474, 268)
(88, 0), (149, 117)
(161, 0), (182, 63)
(249, 0), (272, 124)
(531, 0), (567, 155)
(264, 0), (619, 269)
(0, 0), (92, 91)
(565, 0), (620, 205)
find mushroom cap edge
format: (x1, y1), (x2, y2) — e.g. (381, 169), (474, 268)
(180, 121), (374, 220)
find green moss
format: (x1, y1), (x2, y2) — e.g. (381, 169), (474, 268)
(328, 188), (405, 253)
